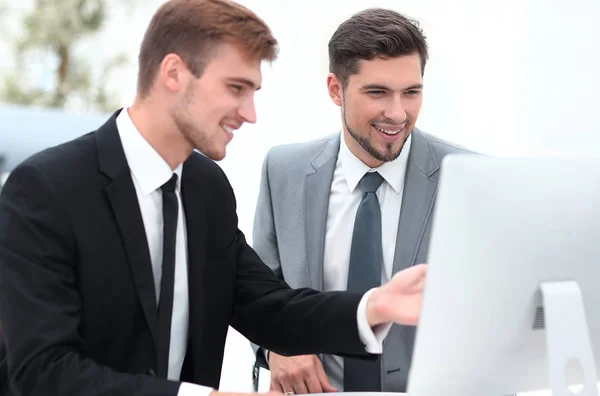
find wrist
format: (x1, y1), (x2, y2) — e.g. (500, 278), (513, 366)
(366, 287), (386, 326)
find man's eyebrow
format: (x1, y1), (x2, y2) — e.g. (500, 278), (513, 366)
(361, 83), (423, 91)
(228, 77), (261, 90)
(404, 83), (424, 90)
(361, 84), (390, 91)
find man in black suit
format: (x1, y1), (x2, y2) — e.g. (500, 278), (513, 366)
(0, 1), (426, 395)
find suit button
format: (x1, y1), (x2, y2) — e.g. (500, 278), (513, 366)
(146, 368), (156, 377)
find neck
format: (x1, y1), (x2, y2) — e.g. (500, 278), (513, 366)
(128, 97), (193, 170)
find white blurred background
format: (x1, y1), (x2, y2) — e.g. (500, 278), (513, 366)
(1, 0), (600, 394)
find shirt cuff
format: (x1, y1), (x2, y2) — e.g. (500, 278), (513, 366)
(357, 288), (393, 354)
(178, 382), (214, 396)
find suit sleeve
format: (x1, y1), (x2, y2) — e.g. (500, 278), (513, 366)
(0, 163), (181, 396)
(249, 149), (282, 369)
(230, 227), (370, 359)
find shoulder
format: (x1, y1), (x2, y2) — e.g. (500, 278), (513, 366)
(412, 128), (477, 169)
(261, 134), (339, 174)
(5, 131), (97, 191)
(417, 129), (473, 156)
(267, 135), (336, 161)
(0, 132), (98, 231)
(18, 131), (96, 172)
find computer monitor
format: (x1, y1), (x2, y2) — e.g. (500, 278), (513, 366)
(407, 155), (600, 396)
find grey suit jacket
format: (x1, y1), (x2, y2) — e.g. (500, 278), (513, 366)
(251, 128), (471, 392)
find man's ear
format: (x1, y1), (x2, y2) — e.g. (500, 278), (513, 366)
(159, 53), (187, 93)
(326, 73), (343, 107)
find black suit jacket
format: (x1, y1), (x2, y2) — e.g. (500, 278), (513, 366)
(0, 110), (369, 395)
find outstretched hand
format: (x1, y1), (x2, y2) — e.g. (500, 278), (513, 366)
(366, 263), (427, 327)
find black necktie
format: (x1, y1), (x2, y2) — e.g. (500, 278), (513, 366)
(344, 171), (384, 392)
(157, 174), (178, 378)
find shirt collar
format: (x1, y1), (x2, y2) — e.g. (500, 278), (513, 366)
(338, 130), (412, 194)
(116, 108), (183, 195)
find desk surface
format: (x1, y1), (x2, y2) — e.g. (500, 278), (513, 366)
(311, 393), (406, 396)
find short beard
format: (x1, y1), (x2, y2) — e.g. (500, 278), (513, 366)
(343, 104), (409, 164)
(173, 80), (202, 149)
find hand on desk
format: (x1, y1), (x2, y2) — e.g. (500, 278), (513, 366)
(268, 353), (337, 394)
(367, 263), (427, 327)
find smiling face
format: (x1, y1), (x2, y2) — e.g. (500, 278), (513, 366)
(171, 42), (262, 161)
(327, 53), (423, 168)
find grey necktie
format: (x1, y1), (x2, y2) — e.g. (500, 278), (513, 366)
(344, 171), (384, 392)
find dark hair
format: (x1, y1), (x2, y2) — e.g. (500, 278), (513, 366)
(137, 0), (278, 98)
(328, 8), (428, 88)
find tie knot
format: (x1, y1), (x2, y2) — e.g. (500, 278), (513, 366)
(161, 174), (178, 193)
(359, 171), (384, 194)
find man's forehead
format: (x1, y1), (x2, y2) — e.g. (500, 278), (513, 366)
(349, 56), (423, 87)
(205, 42), (263, 85)
(357, 54), (421, 72)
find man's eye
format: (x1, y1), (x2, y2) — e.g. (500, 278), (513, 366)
(230, 85), (243, 93)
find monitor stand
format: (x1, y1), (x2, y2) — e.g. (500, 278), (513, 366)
(541, 281), (598, 395)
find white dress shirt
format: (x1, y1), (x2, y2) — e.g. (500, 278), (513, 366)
(116, 109), (211, 396)
(322, 131), (412, 390)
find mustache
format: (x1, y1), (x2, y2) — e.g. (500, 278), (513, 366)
(370, 116), (409, 127)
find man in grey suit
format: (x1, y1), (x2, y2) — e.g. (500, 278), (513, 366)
(251, 8), (469, 394)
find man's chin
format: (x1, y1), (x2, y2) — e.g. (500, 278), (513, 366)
(208, 151), (226, 161)
(197, 146), (226, 161)
(374, 142), (406, 163)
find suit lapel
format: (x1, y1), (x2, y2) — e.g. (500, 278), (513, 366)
(305, 136), (340, 290)
(392, 129), (440, 274)
(96, 109), (159, 345)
